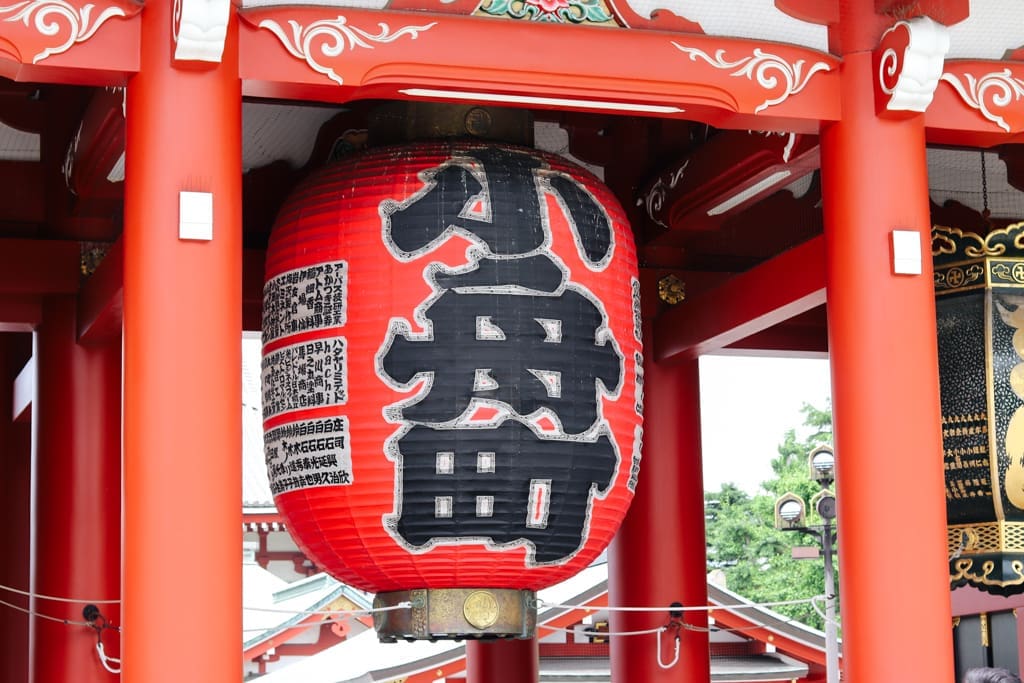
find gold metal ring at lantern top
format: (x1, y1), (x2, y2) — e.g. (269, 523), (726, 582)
(463, 591), (500, 629)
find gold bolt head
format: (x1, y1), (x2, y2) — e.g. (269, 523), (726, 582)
(658, 274), (686, 305)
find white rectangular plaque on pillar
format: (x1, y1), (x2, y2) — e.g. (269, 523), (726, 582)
(891, 229), (922, 275)
(179, 191), (213, 241)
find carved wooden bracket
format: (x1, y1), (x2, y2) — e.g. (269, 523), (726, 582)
(173, 0), (232, 63)
(874, 16), (950, 117)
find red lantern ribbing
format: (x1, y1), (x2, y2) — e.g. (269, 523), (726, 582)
(262, 139), (642, 639)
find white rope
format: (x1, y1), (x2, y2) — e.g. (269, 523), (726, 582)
(537, 623), (666, 638)
(656, 627), (680, 669)
(96, 642), (121, 674)
(810, 594), (842, 627)
(2, 592), (122, 673)
(0, 582), (119, 604)
(0, 597), (92, 626)
(242, 601), (411, 616)
(536, 596), (819, 613)
(540, 620), (680, 669)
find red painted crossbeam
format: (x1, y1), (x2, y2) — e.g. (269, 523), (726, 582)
(654, 235), (826, 362)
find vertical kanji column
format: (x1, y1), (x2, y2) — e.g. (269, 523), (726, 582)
(821, 7), (954, 682)
(30, 297), (121, 682)
(466, 637), (539, 683)
(122, 0), (242, 680)
(0, 334), (32, 683)
(609, 291), (709, 683)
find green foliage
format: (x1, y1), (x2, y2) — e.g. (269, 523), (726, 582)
(705, 401), (836, 631)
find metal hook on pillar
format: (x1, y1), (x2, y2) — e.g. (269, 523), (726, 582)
(84, 604), (121, 674)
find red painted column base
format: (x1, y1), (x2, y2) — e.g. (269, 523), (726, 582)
(466, 638), (539, 683)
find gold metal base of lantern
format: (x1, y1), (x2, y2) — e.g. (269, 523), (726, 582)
(373, 588), (537, 642)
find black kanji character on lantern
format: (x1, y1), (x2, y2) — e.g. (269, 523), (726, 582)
(393, 422), (616, 563)
(380, 145), (625, 564)
(384, 147), (612, 264)
(381, 286), (622, 435)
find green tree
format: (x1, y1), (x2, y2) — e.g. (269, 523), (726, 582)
(705, 402), (835, 630)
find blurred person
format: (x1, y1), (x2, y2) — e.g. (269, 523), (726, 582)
(963, 667), (1022, 683)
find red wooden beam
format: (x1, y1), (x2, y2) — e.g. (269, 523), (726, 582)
(49, 241), (264, 341)
(708, 605), (830, 669)
(0, 295), (42, 332)
(874, 0), (968, 25)
(723, 322), (828, 357)
(724, 308), (828, 357)
(0, 162), (45, 225)
(0, 239), (80, 295)
(77, 238), (123, 344)
(775, 0), (838, 25)
(951, 585), (1024, 617)
(0, 0), (140, 86)
(66, 87), (125, 204)
(242, 510), (283, 527)
(928, 60), (1024, 147)
(266, 624), (348, 657)
(244, 615), (347, 662)
(239, 8), (839, 132)
(640, 132), (819, 231)
(654, 235), (826, 362)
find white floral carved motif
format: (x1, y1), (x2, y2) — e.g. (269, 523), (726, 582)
(639, 160), (686, 229)
(258, 16), (437, 86)
(671, 43), (831, 114)
(759, 130), (796, 163)
(940, 69), (1024, 133)
(0, 0), (127, 63)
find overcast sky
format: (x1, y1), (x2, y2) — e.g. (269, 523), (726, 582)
(699, 355), (832, 495)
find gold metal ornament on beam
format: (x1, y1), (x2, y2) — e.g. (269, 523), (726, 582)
(657, 274), (686, 305)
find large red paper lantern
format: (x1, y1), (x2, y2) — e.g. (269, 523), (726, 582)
(262, 140), (642, 638)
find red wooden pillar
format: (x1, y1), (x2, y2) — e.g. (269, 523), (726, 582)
(0, 334), (32, 683)
(29, 297), (121, 682)
(609, 297), (710, 683)
(820, 12), (954, 683)
(466, 638), (539, 683)
(122, 0), (242, 681)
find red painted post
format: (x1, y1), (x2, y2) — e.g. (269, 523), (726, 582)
(0, 334), (32, 683)
(609, 293), (710, 683)
(122, 0), (242, 681)
(29, 296), (121, 682)
(466, 638), (539, 683)
(820, 18), (954, 683)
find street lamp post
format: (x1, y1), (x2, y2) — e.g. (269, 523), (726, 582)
(774, 445), (839, 683)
